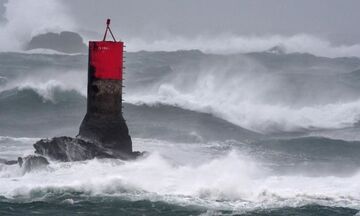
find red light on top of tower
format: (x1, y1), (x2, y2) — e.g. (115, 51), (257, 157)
(88, 19), (124, 80)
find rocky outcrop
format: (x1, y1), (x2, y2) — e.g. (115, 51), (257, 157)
(34, 136), (142, 162)
(25, 31), (87, 53)
(0, 136), (142, 168)
(18, 155), (49, 173)
(0, 158), (18, 165)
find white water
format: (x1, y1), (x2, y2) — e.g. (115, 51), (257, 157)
(0, 136), (360, 211)
(0, 69), (87, 102)
(128, 88), (360, 133)
(1, 2), (360, 134)
(126, 65), (360, 133)
(126, 34), (360, 58)
(3, 66), (360, 133)
(2, 0), (360, 59)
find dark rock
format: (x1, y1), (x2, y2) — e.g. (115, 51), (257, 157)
(34, 136), (140, 162)
(5, 160), (18, 165)
(0, 158), (18, 165)
(18, 155), (49, 173)
(25, 31), (87, 53)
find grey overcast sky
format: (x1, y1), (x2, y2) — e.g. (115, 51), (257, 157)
(61, 0), (360, 45)
(0, 0), (359, 54)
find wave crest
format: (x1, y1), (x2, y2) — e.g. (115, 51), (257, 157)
(0, 150), (360, 211)
(127, 74), (360, 133)
(126, 34), (360, 58)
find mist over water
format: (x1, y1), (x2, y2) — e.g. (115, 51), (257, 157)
(126, 63), (360, 133)
(1, 137), (360, 214)
(1, 49), (360, 215)
(122, 50), (360, 133)
(3, 49), (360, 134)
(126, 34), (360, 58)
(1, 0), (360, 59)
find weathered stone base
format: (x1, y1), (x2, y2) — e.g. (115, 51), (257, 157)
(78, 114), (132, 153)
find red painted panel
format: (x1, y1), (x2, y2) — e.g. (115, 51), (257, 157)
(89, 41), (123, 80)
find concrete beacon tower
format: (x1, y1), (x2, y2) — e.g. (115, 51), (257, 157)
(78, 19), (132, 154)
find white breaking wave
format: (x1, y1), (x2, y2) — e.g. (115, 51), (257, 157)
(128, 91), (360, 133)
(9, 33), (360, 58)
(16, 80), (84, 102)
(0, 69), (87, 101)
(2, 67), (360, 133)
(0, 0), (359, 59)
(126, 65), (360, 133)
(0, 136), (39, 143)
(0, 138), (360, 211)
(126, 34), (360, 58)
(20, 48), (84, 55)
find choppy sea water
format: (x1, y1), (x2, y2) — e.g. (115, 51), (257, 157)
(0, 137), (360, 215)
(1, 51), (360, 215)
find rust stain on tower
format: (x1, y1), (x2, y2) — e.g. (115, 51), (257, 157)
(78, 19), (132, 154)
